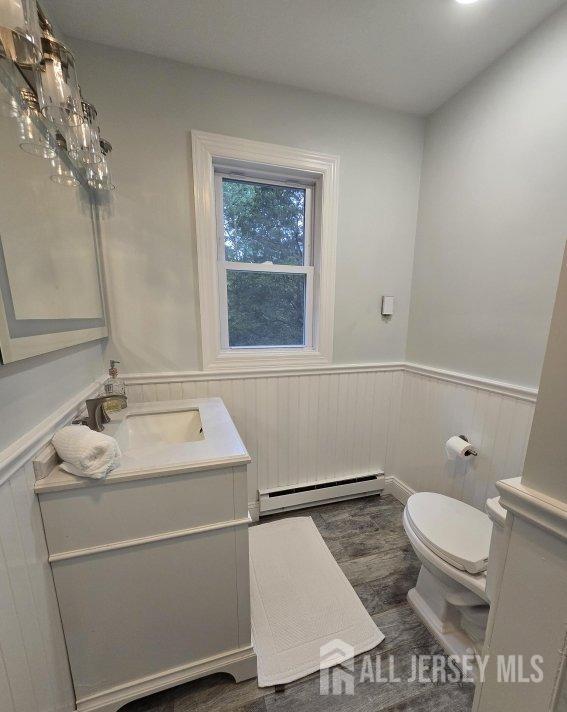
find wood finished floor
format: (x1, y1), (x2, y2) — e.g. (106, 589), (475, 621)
(121, 494), (475, 712)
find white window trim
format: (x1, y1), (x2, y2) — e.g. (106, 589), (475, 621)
(192, 130), (339, 371)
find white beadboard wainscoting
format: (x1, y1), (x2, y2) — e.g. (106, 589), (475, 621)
(391, 365), (537, 510)
(0, 461), (75, 712)
(124, 365), (405, 509)
(0, 376), (105, 712)
(0, 361), (538, 712)
(123, 362), (538, 512)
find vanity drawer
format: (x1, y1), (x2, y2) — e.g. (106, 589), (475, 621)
(39, 465), (248, 557)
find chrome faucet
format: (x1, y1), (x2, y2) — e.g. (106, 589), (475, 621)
(82, 395), (127, 432)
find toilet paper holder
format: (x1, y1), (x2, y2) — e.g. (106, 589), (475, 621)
(459, 435), (478, 457)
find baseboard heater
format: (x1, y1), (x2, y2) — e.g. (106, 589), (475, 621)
(258, 472), (385, 515)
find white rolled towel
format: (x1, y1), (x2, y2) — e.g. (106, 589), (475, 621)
(52, 425), (121, 480)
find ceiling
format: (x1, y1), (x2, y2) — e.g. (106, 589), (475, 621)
(44, 0), (565, 115)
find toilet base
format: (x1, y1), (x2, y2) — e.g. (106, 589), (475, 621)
(408, 587), (478, 659)
(407, 566), (488, 679)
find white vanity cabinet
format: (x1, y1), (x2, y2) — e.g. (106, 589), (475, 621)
(35, 398), (256, 712)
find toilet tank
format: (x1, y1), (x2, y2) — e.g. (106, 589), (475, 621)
(485, 496), (508, 602)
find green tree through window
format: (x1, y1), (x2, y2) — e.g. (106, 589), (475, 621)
(221, 178), (310, 347)
(223, 179), (305, 265)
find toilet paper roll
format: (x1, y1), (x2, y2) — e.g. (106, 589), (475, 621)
(445, 436), (474, 460)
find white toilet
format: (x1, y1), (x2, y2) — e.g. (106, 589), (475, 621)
(403, 491), (507, 661)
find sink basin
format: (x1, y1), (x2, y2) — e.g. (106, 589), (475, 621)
(111, 409), (204, 451)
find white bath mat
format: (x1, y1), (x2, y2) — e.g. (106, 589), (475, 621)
(249, 517), (384, 686)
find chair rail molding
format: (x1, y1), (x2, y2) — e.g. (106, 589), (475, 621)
(404, 362), (538, 403)
(497, 477), (567, 542)
(0, 374), (106, 488)
(121, 361), (539, 401)
(122, 361), (405, 383)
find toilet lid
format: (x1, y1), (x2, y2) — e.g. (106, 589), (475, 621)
(406, 492), (492, 574)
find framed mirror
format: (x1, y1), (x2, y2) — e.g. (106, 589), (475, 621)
(0, 57), (107, 364)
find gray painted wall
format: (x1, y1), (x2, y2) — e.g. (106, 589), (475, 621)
(70, 40), (424, 373)
(0, 65), (106, 451)
(0, 341), (104, 450)
(4, 4), (566, 455)
(522, 243), (567, 501)
(406, 5), (567, 389)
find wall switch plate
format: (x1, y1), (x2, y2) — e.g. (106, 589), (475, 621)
(381, 296), (394, 316)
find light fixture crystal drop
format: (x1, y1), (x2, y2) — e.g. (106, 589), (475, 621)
(34, 13), (82, 125)
(87, 139), (114, 190)
(0, 78), (22, 117)
(0, 0), (41, 65)
(87, 159), (114, 190)
(68, 99), (102, 164)
(49, 133), (79, 186)
(17, 88), (56, 158)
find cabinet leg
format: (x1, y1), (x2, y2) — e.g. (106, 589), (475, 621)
(224, 650), (258, 683)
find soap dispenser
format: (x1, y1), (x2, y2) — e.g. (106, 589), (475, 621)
(103, 360), (127, 412)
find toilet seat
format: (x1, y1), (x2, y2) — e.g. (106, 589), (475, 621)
(405, 492), (492, 575)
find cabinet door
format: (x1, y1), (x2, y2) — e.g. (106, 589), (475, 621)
(52, 528), (240, 701)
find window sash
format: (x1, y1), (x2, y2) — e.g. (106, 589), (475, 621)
(215, 172), (313, 268)
(218, 263), (314, 350)
(215, 172), (315, 351)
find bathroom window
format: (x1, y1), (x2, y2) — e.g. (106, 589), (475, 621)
(216, 175), (314, 349)
(192, 131), (338, 370)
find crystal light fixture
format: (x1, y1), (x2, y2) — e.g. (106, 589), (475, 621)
(17, 86), (56, 158)
(50, 132), (79, 186)
(0, 3), (116, 189)
(34, 10), (82, 126)
(0, 0), (41, 66)
(87, 138), (114, 190)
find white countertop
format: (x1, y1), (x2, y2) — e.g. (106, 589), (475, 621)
(35, 398), (250, 494)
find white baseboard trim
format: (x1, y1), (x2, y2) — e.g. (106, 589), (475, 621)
(259, 473), (384, 514)
(385, 475), (415, 504)
(76, 645), (257, 712)
(248, 501), (260, 522)
(251, 476), (410, 514)
(0, 374), (106, 488)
